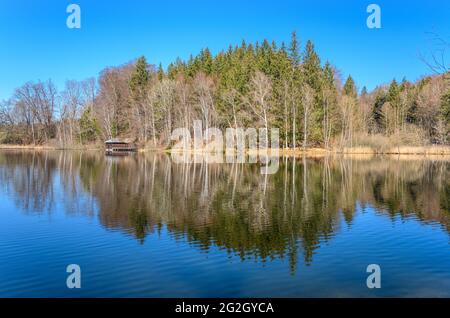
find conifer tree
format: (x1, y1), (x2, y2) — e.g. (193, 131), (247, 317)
(343, 75), (357, 99)
(322, 62), (338, 147)
(302, 40), (324, 144)
(129, 56), (150, 100)
(361, 86), (368, 97)
(289, 31), (301, 67)
(302, 40), (322, 91)
(387, 79), (401, 132)
(372, 89), (386, 133)
(157, 63), (164, 81)
(441, 90), (450, 125)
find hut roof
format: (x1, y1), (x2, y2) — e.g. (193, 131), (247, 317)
(105, 139), (129, 144)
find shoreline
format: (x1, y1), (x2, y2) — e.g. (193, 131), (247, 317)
(0, 144), (102, 151)
(279, 146), (450, 156)
(2, 144), (450, 156)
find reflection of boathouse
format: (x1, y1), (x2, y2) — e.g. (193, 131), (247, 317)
(105, 139), (136, 154)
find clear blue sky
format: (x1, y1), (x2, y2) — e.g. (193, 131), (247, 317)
(0, 0), (448, 100)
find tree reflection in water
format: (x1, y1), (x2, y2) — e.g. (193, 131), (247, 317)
(0, 151), (449, 273)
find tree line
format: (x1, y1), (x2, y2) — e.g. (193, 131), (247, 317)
(1, 32), (449, 148)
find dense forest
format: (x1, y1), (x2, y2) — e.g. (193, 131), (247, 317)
(0, 32), (449, 149)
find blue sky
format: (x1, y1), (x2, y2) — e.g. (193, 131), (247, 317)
(0, 0), (449, 100)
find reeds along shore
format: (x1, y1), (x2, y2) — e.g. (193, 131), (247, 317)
(333, 145), (450, 155)
(174, 146), (450, 157)
(2, 144), (450, 157)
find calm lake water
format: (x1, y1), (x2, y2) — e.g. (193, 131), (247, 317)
(0, 150), (449, 297)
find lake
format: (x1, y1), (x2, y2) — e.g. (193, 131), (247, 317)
(0, 150), (449, 297)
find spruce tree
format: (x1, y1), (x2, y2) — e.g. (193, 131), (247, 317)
(387, 79), (400, 104)
(343, 75), (357, 99)
(302, 40), (322, 90)
(361, 86), (368, 97)
(302, 40), (324, 144)
(323, 62), (335, 88)
(79, 107), (100, 143)
(129, 56), (150, 100)
(372, 89), (386, 133)
(157, 63), (164, 81)
(441, 90), (450, 125)
(387, 79), (401, 131)
(288, 31), (301, 67)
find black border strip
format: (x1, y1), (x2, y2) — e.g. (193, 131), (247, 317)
(1, 298), (449, 315)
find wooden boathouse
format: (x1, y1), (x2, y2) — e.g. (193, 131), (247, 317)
(105, 139), (136, 154)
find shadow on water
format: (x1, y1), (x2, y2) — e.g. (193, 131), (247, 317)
(0, 150), (449, 273)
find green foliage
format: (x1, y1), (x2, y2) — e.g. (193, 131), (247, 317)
(441, 90), (450, 124)
(387, 79), (400, 107)
(79, 107), (100, 143)
(3, 32), (449, 147)
(323, 62), (334, 88)
(129, 56), (150, 100)
(343, 75), (357, 98)
(301, 40), (324, 143)
(288, 31), (301, 67)
(372, 89), (387, 133)
(361, 86), (368, 97)
(302, 40), (322, 91)
(157, 63), (164, 81)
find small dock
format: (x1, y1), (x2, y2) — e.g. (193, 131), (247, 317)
(105, 139), (136, 155)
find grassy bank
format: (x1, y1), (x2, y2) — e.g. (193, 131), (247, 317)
(169, 145), (450, 156)
(0, 143), (103, 151)
(2, 143), (450, 156)
(0, 144), (58, 150)
(336, 145), (450, 155)
(279, 146), (450, 156)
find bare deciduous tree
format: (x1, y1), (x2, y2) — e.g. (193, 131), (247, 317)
(193, 73), (217, 132)
(246, 71), (273, 133)
(301, 84), (314, 148)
